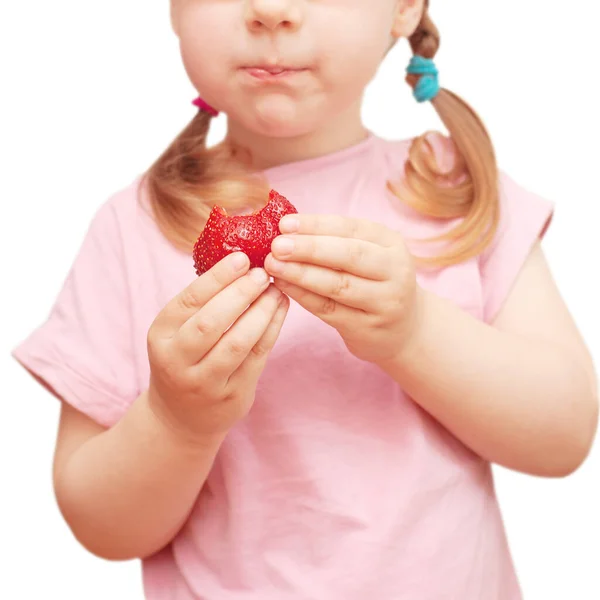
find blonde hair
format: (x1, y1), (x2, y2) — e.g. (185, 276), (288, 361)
(141, 2), (499, 269)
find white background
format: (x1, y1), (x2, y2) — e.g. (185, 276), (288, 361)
(1, 1), (599, 598)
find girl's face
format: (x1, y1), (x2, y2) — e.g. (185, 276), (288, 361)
(171, 0), (423, 138)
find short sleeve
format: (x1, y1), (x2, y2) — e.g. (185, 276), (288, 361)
(11, 200), (139, 428)
(479, 171), (555, 323)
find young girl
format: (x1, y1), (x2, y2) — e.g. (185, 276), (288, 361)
(12, 0), (598, 598)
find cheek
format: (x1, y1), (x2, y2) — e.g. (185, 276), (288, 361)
(177, 7), (239, 96)
(180, 45), (228, 97)
(316, 13), (392, 95)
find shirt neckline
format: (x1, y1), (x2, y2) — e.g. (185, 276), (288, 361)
(261, 132), (378, 181)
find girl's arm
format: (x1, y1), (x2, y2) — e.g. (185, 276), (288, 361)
(267, 214), (597, 477)
(384, 242), (598, 477)
(44, 258), (288, 562)
(52, 392), (224, 562)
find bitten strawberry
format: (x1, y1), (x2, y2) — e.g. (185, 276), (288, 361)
(193, 190), (298, 276)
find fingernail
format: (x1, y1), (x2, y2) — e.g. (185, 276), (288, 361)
(272, 236), (295, 257)
(265, 285), (281, 300)
(267, 258), (284, 274)
(249, 268), (268, 284)
(279, 216), (299, 233)
(230, 252), (248, 271)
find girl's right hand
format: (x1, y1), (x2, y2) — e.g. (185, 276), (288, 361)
(146, 252), (289, 442)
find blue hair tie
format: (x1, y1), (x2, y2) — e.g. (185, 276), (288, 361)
(406, 56), (440, 103)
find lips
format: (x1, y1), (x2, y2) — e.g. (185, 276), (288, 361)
(242, 65), (307, 80)
(247, 65), (302, 73)
(254, 66), (286, 75)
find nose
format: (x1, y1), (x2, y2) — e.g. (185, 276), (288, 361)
(245, 0), (302, 32)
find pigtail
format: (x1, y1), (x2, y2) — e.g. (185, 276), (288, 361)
(141, 108), (270, 254)
(391, 3), (500, 268)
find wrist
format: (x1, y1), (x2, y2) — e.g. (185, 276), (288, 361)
(380, 284), (429, 376)
(145, 386), (227, 454)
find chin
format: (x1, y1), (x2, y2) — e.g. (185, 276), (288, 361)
(253, 121), (316, 139)
(236, 105), (329, 140)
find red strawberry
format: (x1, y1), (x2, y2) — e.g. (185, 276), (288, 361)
(193, 189), (298, 276)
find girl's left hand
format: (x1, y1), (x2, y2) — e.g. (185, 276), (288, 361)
(264, 214), (423, 367)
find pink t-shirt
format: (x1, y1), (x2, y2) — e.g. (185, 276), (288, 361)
(12, 133), (554, 599)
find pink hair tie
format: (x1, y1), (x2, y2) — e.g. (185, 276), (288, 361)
(192, 97), (219, 117)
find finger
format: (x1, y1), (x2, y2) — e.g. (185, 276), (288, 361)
(174, 267), (271, 363)
(271, 235), (390, 280)
(154, 252), (250, 336)
(279, 214), (398, 247)
(227, 294), (290, 389)
(272, 278), (359, 329)
(199, 285), (284, 379)
(266, 256), (378, 311)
